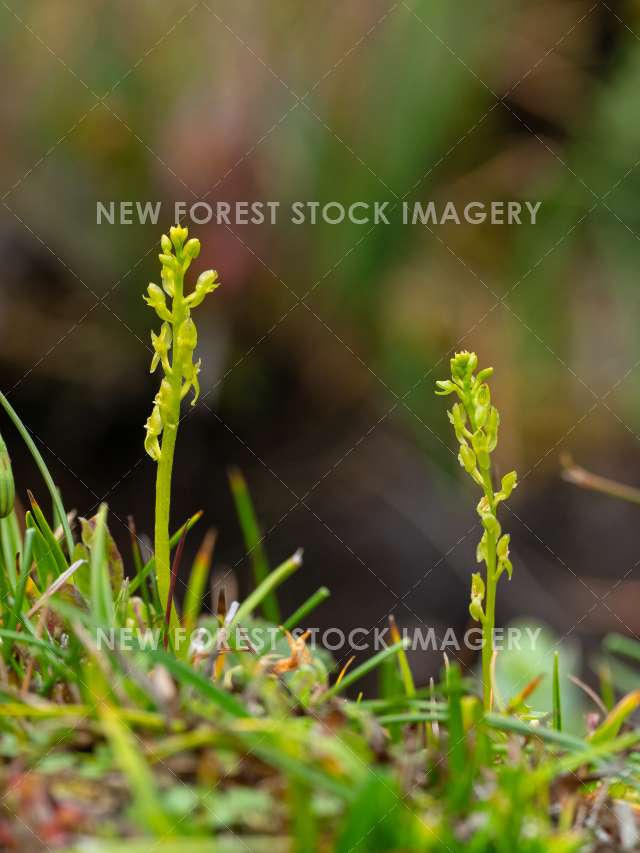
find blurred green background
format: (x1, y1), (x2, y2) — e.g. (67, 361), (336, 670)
(2, 0), (640, 683)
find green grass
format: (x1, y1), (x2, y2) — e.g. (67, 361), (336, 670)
(0, 243), (638, 850)
(0, 435), (634, 852)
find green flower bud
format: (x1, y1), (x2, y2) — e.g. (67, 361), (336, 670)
(150, 323), (172, 374)
(435, 379), (457, 396)
(450, 350), (478, 382)
(144, 404), (163, 462)
(177, 317), (197, 352)
(146, 283), (164, 302)
(196, 269), (218, 289)
(144, 283), (172, 322)
(485, 406), (500, 452)
(186, 269), (220, 308)
(499, 471), (517, 500)
(161, 266), (175, 297)
(469, 572), (485, 622)
(497, 533), (512, 578)
(475, 406), (488, 430)
(0, 432), (15, 518)
(184, 238), (201, 260)
(147, 403), (163, 436)
(448, 403), (468, 443)
(474, 383), (491, 428)
(471, 571), (485, 600)
(476, 384), (490, 406)
(458, 444), (476, 475)
(477, 450), (491, 471)
(144, 433), (161, 462)
(159, 253), (181, 273)
(477, 496), (489, 515)
(475, 367), (494, 384)
(476, 532), (488, 564)
(161, 234), (172, 254)
(481, 514), (501, 539)
(469, 599), (484, 623)
(497, 534), (510, 560)
(156, 378), (173, 415)
(499, 557), (513, 580)
(477, 498), (501, 536)
(170, 225), (188, 251)
(471, 429), (491, 469)
(180, 358), (201, 405)
(471, 430), (487, 455)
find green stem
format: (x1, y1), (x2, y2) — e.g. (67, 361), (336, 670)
(154, 267), (186, 627)
(481, 470), (496, 712)
(482, 555), (496, 712)
(154, 425), (178, 622)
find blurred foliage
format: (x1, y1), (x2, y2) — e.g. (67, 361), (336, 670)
(2, 1), (640, 638)
(2, 1), (640, 467)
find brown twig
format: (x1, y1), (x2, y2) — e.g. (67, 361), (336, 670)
(561, 454), (640, 506)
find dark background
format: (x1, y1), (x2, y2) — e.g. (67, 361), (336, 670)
(2, 0), (640, 687)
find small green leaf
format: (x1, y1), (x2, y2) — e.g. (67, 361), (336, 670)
(89, 504), (115, 626)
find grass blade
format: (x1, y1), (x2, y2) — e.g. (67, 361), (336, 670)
(534, 730), (640, 784)
(164, 525), (188, 648)
(604, 632), (640, 662)
(319, 639), (410, 703)
(589, 690), (640, 744)
(485, 713), (588, 751)
(143, 648), (248, 718)
(229, 468), (280, 623)
(90, 504), (115, 626)
(0, 390), (73, 555)
(552, 651), (562, 732)
(99, 703), (174, 836)
(0, 509), (21, 589)
(128, 511), (202, 594)
(389, 615), (415, 698)
(227, 549), (303, 632)
(128, 515), (153, 625)
(27, 490), (67, 577)
(5, 528), (35, 649)
(282, 586), (330, 631)
(27, 558), (86, 618)
(28, 520), (60, 591)
(183, 528), (216, 634)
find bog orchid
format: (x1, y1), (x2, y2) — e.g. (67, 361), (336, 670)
(144, 225), (219, 623)
(436, 351), (517, 710)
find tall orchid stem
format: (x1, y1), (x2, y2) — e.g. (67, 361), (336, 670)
(154, 266), (186, 628)
(436, 352), (516, 715)
(480, 471), (496, 711)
